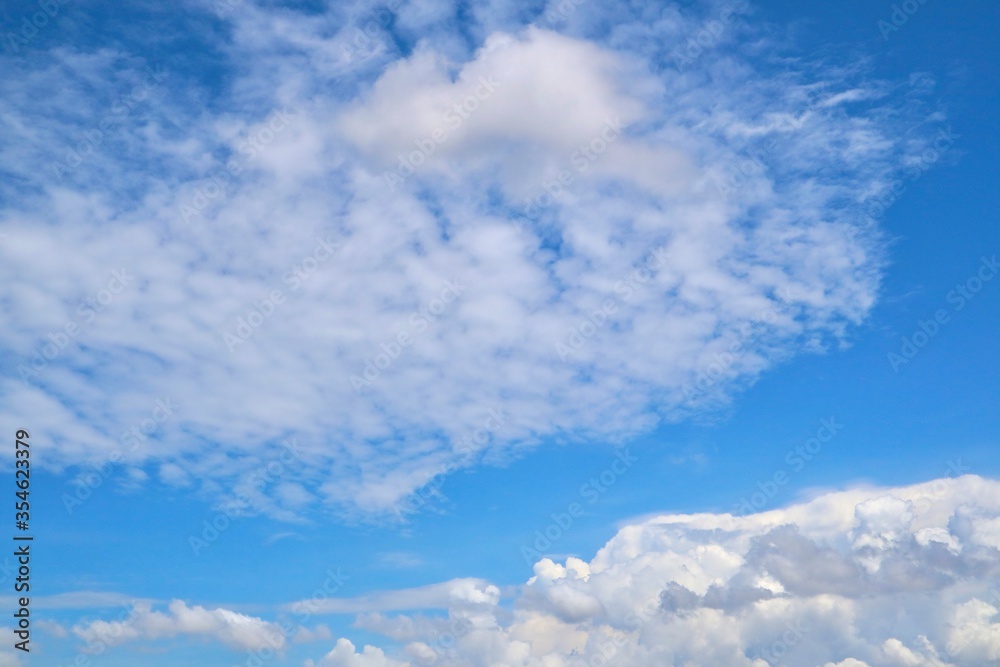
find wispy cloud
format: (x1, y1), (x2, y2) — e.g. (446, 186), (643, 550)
(287, 578), (500, 615)
(0, 0), (940, 520)
(375, 551), (425, 569)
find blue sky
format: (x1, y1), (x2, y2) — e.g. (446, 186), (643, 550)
(1, 1), (999, 666)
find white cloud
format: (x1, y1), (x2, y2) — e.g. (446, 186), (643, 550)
(0, 0), (940, 517)
(946, 600), (1000, 663)
(301, 475), (1000, 667)
(72, 600), (286, 652)
(0, 591), (149, 610)
(288, 578), (501, 615)
(881, 637), (951, 667)
(36, 619), (69, 638)
(306, 638), (409, 667)
(337, 28), (652, 185)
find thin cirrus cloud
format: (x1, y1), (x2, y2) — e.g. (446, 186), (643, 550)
(0, 0), (937, 518)
(287, 578), (501, 615)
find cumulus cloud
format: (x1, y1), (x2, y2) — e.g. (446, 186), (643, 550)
(71, 600), (286, 652)
(306, 638), (409, 667)
(299, 476), (1000, 667)
(0, 0), (941, 516)
(946, 600), (1000, 663)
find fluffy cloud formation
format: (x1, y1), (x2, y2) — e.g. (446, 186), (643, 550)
(307, 475), (1000, 667)
(0, 0), (940, 516)
(307, 638), (409, 667)
(72, 600), (286, 652)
